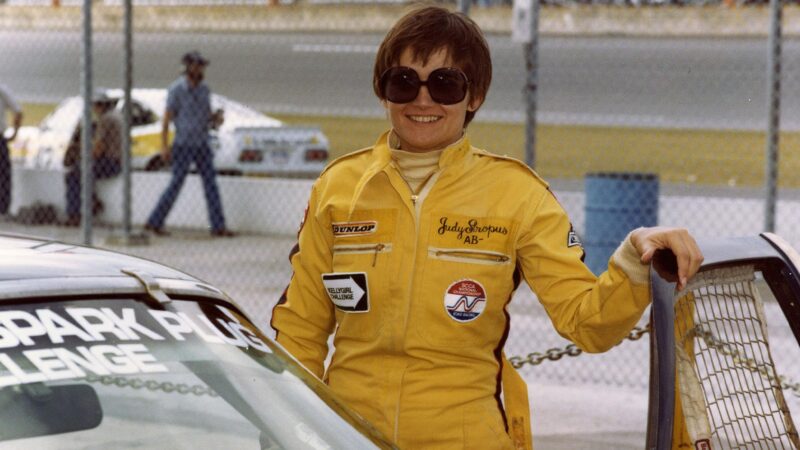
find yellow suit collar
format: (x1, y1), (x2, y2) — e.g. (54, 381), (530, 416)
(348, 130), (474, 216)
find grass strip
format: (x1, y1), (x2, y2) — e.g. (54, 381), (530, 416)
(22, 103), (800, 188)
(277, 114), (800, 189)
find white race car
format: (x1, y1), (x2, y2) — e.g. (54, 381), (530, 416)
(11, 89), (329, 177)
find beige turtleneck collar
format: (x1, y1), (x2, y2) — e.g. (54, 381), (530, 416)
(391, 148), (442, 194)
(388, 130), (452, 193)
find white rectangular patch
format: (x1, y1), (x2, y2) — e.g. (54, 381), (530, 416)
(321, 272), (369, 313)
(332, 221), (377, 237)
(567, 225), (582, 248)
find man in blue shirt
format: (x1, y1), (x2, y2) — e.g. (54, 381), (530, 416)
(144, 51), (234, 237)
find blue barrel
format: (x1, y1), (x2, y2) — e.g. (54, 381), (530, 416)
(584, 172), (659, 275)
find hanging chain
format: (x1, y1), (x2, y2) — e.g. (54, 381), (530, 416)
(508, 323), (650, 369)
(509, 322), (800, 399)
(84, 373), (218, 398)
(693, 326), (800, 398)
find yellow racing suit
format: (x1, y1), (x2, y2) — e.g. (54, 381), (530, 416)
(271, 131), (651, 449)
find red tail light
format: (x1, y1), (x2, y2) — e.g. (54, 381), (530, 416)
(305, 148), (328, 162)
(239, 149), (263, 163)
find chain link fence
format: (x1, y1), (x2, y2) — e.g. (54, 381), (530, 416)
(1, 0), (799, 415)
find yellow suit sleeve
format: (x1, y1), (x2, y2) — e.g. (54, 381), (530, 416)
(271, 183), (336, 378)
(517, 190), (651, 353)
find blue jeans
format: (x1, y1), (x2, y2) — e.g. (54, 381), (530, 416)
(146, 142), (226, 232)
(0, 138), (10, 215)
(65, 156), (121, 217)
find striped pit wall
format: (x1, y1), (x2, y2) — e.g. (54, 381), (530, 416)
(1, 4), (799, 37)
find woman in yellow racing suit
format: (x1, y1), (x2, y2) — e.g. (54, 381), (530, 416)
(271, 6), (703, 449)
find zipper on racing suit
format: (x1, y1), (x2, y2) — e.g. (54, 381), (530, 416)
(332, 243), (391, 267)
(393, 168), (442, 442)
(429, 248), (511, 265)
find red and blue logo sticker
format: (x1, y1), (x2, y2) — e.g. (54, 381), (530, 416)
(444, 279), (486, 322)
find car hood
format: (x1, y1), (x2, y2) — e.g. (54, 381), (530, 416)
(0, 236), (194, 282)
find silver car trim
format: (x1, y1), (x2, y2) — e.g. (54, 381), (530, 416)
(0, 277), (145, 300)
(122, 269), (172, 304)
(0, 277), (229, 303)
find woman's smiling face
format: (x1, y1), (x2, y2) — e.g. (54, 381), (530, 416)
(384, 47), (481, 153)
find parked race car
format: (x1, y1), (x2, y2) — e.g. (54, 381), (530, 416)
(11, 89), (329, 177)
(0, 233), (395, 449)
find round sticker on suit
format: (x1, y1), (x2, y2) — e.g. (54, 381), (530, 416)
(444, 279), (487, 322)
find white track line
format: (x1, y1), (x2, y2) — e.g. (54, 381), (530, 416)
(292, 44), (377, 54)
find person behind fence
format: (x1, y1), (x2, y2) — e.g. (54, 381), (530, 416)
(270, 6), (704, 450)
(62, 92), (122, 227)
(144, 50), (234, 238)
(0, 83), (23, 218)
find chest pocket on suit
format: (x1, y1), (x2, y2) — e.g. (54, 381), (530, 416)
(415, 214), (517, 348)
(329, 209), (397, 341)
(331, 209), (397, 270)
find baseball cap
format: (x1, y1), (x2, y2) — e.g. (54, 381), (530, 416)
(181, 50), (209, 66)
(92, 90), (116, 105)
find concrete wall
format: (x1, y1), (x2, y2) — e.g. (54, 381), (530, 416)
(13, 165), (800, 249)
(11, 165), (313, 235)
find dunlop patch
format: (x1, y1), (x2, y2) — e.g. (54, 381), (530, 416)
(332, 221), (377, 237)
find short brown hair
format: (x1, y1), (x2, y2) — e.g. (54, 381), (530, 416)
(373, 5), (492, 127)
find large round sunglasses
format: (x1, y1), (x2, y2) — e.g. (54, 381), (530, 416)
(379, 66), (470, 105)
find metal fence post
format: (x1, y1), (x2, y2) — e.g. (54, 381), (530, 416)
(764, 0), (782, 232)
(457, 0), (470, 16)
(524, 0), (540, 169)
(123, 0), (133, 240)
(80, 0), (93, 245)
